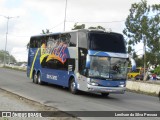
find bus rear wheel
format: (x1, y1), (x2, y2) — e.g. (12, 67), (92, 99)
(33, 72), (38, 84)
(69, 78), (78, 94)
(37, 73), (44, 85)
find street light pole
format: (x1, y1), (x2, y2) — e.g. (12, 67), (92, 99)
(143, 38), (146, 80)
(64, 0), (67, 31)
(4, 17), (9, 66)
(0, 15), (19, 66)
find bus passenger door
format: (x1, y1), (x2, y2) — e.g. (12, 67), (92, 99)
(77, 74), (88, 91)
(78, 48), (88, 91)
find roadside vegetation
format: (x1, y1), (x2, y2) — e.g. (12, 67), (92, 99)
(123, 0), (160, 80)
(3, 65), (27, 72)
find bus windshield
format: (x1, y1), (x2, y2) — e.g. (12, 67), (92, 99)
(89, 32), (126, 53)
(89, 56), (128, 80)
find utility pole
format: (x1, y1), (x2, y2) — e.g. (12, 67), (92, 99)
(0, 15), (19, 66)
(143, 37), (147, 80)
(64, 0), (67, 31)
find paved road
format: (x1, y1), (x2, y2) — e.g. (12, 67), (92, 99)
(0, 89), (72, 120)
(0, 68), (160, 120)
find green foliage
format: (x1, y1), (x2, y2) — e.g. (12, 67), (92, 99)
(154, 66), (160, 75)
(72, 23), (106, 30)
(0, 50), (16, 63)
(27, 29), (51, 49)
(72, 23), (85, 30)
(88, 26), (105, 30)
(27, 42), (30, 49)
(88, 26), (97, 29)
(42, 29), (50, 34)
(135, 58), (144, 67)
(123, 0), (160, 67)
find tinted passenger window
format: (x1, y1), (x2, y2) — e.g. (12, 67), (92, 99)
(30, 37), (44, 48)
(69, 32), (77, 47)
(78, 32), (87, 49)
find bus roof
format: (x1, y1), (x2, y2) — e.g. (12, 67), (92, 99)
(30, 29), (119, 38)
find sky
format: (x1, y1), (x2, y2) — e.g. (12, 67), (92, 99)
(0, 0), (159, 62)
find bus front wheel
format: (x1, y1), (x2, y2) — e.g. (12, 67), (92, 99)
(69, 78), (78, 94)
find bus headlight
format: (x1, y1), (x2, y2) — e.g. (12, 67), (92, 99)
(90, 82), (99, 86)
(119, 84), (125, 87)
(88, 79), (99, 86)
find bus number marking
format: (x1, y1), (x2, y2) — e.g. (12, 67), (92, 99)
(47, 74), (57, 80)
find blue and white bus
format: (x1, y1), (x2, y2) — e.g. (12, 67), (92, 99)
(27, 29), (128, 96)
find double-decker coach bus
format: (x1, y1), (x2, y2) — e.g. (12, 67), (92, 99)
(27, 29), (128, 96)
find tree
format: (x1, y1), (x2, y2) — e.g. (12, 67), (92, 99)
(72, 23), (85, 30)
(124, 0), (160, 57)
(88, 26), (97, 29)
(88, 26), (106, 30)
(42, 29), (50, 34)
(97, 26), (106, 30)
(27, 42), (30, 50)
(123, 0), (160, 79)
(0, 50), (16, 63)
(72, 23), (106, 30)
(26, 29), (52, 49)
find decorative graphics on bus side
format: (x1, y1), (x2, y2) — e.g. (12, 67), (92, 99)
(40, 34), (70, 68)
(46, 43), (67, 64)
(89, 50), (128, 58)
(29, 48), (40, 79)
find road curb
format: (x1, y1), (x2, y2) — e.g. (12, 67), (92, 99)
(126, 80), (160, 96)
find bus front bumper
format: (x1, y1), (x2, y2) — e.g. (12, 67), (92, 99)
(87, 85), (126, 94)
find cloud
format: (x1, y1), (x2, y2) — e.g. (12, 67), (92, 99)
(11, 47), (28, 62)
(0, 0), (159, 62)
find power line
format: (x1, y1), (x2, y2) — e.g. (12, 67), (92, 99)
(66, 20), (125, 24)
(8, 35), (30, 37)
(49, 21), (64, 30)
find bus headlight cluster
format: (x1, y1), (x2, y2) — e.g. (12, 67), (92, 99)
(119, 84), (125, 87)
(119, 82), (126, 87)
(88, 79), (99, 86)
(90, 82), (99, 86)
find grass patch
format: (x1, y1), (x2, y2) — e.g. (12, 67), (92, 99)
(2, 66), (26, 72)
(126, 89), (158, 97)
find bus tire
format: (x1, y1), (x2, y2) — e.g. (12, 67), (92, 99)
(33, 72), (38, 84)
(37, 72), (44, 85)
(101, 93), (109, 97)
(69, 78), (78, 94)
